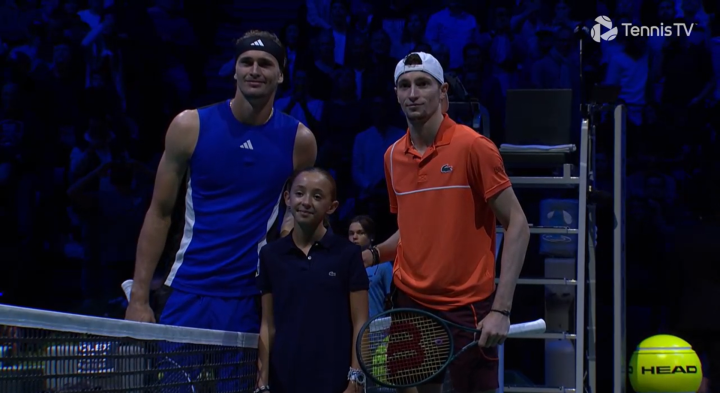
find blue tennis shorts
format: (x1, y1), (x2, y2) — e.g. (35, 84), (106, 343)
(156, 287), (260, 392)
(159, 287), (260, 333)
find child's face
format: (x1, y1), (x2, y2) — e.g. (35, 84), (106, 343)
(285, 172), (338, 227)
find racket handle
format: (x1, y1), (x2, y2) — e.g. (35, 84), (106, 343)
(508, 319), (546, 336)
(121, 279), (133, 301)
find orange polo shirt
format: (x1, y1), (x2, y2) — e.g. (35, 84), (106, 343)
(384, 114), (511, 311)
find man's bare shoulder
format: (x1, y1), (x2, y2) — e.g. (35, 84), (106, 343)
(293, 122), (318, 170)
(294, 122), (315, 145)
(166, 110), (200, 157)
(171, 109), (200, 131)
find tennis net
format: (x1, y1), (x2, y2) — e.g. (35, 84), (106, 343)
(0, 304), (258, 393)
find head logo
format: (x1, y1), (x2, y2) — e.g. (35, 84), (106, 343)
(591, 15), (618, 42)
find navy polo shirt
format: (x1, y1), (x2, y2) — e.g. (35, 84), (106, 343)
(257, 231), (369, 393)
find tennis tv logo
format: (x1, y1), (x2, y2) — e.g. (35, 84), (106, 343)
(591, 16), (618, 43)
(591, 14), (696, 43)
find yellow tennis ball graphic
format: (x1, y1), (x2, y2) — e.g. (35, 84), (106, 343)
(628, 335), (702, 393)
(372, 336), (389, 383)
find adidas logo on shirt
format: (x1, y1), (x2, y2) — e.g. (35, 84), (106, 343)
(240, 140), (254, 150)
(250, 40), (264, 47)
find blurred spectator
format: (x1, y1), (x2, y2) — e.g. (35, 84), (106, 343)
(147, 0), (198, 111)
(431, 43), (470, 101)
(456, 42), (482, 74)
(67, 157), (153, 303)
(306, 0), (332, 30)
(646, 0), (676, 65)
(0, 83), (26, 186)
(510, 0), (547, 62)
(8, 20), (47, 71)
(373, 0), (411, 53)
(66, 114), (151, 305)
(306, 29), (340, 100)
(318, 67), (368, 204)
(69, 116), (123, 185)
(604, 28), (650, 134)
(351, 95), (404, 204)
(425, 0), (478, 69)
(458, 43), (503, 132)
(531, 26), (579, 90)
(81, 13), (125, 111)
(77, 0), (107, 30)
(329, 0), (350, 65)
(475, 4), (526, 96)
(47, 42), (85, 156)
(412, 41), (432, 53)
(0, 0), (39, 42)
(346, 33), (376, 100)
(280, 20), (308, 91)
(368, 28), (396, 69)
(654, 25), (713, 158)
(679, 0), (709, 30)
(341, 28), (397, 99)
(349, 0), (379, 36)
(551, 0), (578, 30)
(390, 11), (427, 59)
(274, 68), (323, 131)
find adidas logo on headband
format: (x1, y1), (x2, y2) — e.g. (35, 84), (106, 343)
(235, 34), (286, 67)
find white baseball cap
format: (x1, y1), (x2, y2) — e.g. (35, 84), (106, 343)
(394, 52), (445, 85)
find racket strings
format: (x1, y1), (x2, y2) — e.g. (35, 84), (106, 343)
(360, 312), (452, 387)
(150, 358), (196, 393)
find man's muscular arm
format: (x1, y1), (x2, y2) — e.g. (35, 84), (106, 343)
(466, 136), (529, 347)
(280, 123), (317, 237)
(476, 181), (529, 348)
(489, 187), (529, 312)
(126, 111), (198, 322)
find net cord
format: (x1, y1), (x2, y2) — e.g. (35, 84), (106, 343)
(0, 304), (258, 348)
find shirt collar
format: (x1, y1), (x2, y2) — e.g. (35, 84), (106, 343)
(279, 228), (337, 253)
(404, 113), (456, 153)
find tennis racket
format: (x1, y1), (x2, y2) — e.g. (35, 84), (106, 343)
(356, 308), (546, 389)
(148, 356), (196, 393)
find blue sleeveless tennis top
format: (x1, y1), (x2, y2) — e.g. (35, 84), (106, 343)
(165, 100), (298, 297)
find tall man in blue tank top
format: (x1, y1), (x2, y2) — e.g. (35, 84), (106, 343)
(125, 30), (317, 337)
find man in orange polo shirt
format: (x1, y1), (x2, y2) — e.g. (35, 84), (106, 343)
(362, 52), (530, 393)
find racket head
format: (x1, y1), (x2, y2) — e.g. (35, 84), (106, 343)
(150, 357), (196, 393)
(356, 308), (455, 389)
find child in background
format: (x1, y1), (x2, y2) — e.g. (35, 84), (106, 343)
(348, 215), (393, 318)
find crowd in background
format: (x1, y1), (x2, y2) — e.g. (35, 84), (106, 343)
(1, 0), (720, 392)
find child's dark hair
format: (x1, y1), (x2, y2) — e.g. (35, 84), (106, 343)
(286, 167), (338, 201)
(350, 215), (376, 242)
